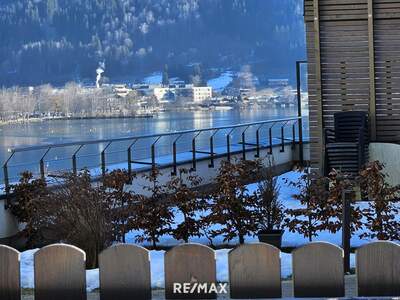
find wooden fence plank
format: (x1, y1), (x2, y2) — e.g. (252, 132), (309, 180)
(99, 244), (151, 300)
(34, 244), (86, 300)
(356, 241), (400, 296)
(292, 242), (344, 297)
(164, 243), (216, 299)
(228, 243), (281, 299)
(0, 245), (20, 300)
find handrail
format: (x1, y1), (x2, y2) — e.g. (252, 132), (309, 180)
(9, 117), (302, 153)
(1, 116), (304, 200)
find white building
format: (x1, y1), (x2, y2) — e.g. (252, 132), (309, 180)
(268, 79), (289, 88)
(154, 87), (171, 101)
(193, 86), (212, 103)
(151, 84), (213, 103)
(113, 84), (132, 98)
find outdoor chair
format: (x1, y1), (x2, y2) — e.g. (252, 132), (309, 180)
(325, 111), (369, 176)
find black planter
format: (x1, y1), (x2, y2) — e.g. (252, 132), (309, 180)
(257, 229), (284, 248)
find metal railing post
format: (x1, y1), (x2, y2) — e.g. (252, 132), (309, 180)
(209, 136), (214, 168)
(255, 129), (260, 158)
(209, 130), (219, 168)
(292, 122), (297, 150)
(172, 142), (177, 175)
(255, 123), (265, 158)
(72, 145), (84, 176)
(101, 142), (112, 177)
(226, 135), (231, 161)
(297, 60), (306, 165)
(151, 136), (162, 171)
(127, 139), (137, 180)
(128, 148), (132, 177)
(40, 147), (51, 180)
(151, 144), (155, 170)
(191, 131), (202, 171)
(3, 164), (9, 194)
(192, 138), (196, 171)
(127, 147), (132, 178)
(242, 132), (246, 160)
(226, 128), (235, 162)
(2, 151), (15, 202)
(192, 131), (202, 171)
(40, 160), (45, 179)
(280, 122), (289, 153)
(298, 117), (304, 165)
(171, 134), (183, 176)
(3, 164), (10, 208)
(72, 155), (77, 175)
(269, 124), (276, 155)
(241, 126), (250, 161)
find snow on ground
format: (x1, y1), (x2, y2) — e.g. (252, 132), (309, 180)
(20, 249), (36, 289)
(19, 247), (356, 292)
(16, 170), (386, 291)
(125, 170), (377, 248)
(144, 72), (162, 85)
(207, 71), (234, 92)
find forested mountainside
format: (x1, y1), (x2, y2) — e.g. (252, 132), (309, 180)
(0, 0), (305, 86)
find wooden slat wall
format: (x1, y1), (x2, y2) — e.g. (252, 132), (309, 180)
(305, 0), (400, 169)
(374, 0), (400, 142)
(305, 2), (321, 167)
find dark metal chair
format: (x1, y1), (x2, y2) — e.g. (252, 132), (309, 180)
(325, 111), (369, 176)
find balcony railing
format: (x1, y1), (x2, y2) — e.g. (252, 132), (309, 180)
(1, 61), (309, 197)
(1, 116), (305, 196)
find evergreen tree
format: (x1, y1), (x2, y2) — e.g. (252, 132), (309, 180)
(162, 64), (169, 87)
(47, 0), (58, 22)
(191, 64), (203, 87)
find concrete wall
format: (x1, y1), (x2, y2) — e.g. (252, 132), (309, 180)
(369, 143), (400, 187)
(0, 200), (19, 241)
(126, 142), (310, 196)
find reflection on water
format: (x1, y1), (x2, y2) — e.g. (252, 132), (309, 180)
(0, 107), (308, 183)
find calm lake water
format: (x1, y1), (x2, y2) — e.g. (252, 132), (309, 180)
(0, 107), (308, 184)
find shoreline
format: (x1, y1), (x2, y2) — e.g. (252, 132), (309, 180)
(0, 104), (301, 126)
(0, 107), (235, 126)
(0, 114), (155, 126)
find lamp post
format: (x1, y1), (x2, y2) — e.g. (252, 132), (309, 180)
(342, 190), (352, 274)
(296, 60), (307, 165)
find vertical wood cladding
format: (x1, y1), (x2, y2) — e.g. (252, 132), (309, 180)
(305, 0), (400, 169)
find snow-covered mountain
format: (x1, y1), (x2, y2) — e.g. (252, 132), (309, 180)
(0, 0), (305, 86)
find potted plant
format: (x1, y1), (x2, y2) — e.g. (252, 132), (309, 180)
(255, 159), (284, 248)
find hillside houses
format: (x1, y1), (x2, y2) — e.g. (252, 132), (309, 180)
(114, 83), (213, 104)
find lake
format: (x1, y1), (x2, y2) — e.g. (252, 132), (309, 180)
(0, 107), (308, 185)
